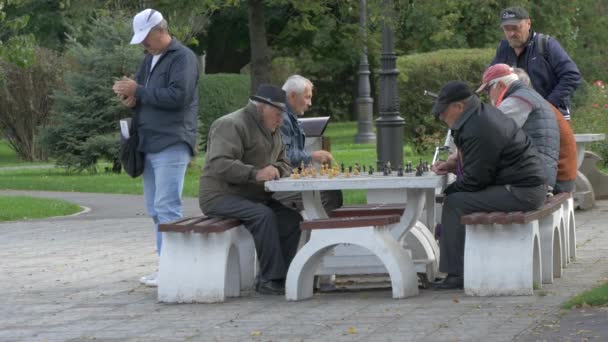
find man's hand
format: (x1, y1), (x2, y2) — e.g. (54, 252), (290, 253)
(120, 95), (136, 108)
(311, 150), (334, 164)
(432, 151), (458, 175)
(112, 76), (138, 98)
(256, 165), (280, 182)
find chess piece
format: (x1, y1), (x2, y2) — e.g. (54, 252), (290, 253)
(291, 168), (300, 179)
(398, 167), (404, 177)
(362, 165), (366, 173)
(340, 163), (345, 173)
(386, 161), (392, 174)
(415, 164), (423, 177)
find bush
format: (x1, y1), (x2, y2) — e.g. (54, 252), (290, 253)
(395, 48), (495, 152)
(571, 81), (608, 166)
(198, 73), (250, 151)
(0, 47), (65, 161)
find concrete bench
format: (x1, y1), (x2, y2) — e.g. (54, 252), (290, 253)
(461, 192), (572, 296)
(285, 215), (419, 301)
(157, 216), (256, 303)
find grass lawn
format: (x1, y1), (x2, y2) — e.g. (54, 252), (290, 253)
(0, 122), (432, 205)
(563, 281), (608, 309)
(0, 140), (53, 166)
(0, 195), (82, 222)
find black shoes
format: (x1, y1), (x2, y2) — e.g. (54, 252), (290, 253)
(255, 277), (285, 295)
(431, 274), (464, 290)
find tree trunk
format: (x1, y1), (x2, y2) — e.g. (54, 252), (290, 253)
(247, 0), (272, 94)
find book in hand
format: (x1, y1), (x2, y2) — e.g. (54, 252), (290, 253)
(298, 116), (330, 137)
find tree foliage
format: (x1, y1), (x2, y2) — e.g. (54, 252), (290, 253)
(40, 12), (140, 172)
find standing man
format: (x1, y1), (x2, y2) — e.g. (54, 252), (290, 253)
(476, 63), (560, 189)
(430, 81), (547, 290)
(273, 75), (343, 212)
(199, 84), (302, 295)
(113, 9), (200, 287)
(490, 6), (581, 120)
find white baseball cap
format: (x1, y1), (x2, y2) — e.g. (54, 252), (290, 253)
(130, 9), (164, 45)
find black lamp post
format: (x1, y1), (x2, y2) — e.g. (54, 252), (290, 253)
(355, 0), (376, 144)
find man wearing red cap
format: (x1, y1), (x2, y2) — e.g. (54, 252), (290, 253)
(430, 80), (547, 290)
(490, 6), (581, 120)
(477, 63), (560, 190)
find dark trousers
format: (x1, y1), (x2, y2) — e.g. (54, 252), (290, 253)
(273, 190), (343, 212)
(204, 195), (302, 280)
(440, 185), (546, 276)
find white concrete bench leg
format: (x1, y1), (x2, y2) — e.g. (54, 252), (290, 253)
(158, 225), (255, 303)
(464, 221), (542, 296)
(285, 225), (419, 301)
(402, 221), (439, 283)
(235, 227), (256, 290)
(562, 197), (576, 262)
(538, 208), (563, 284)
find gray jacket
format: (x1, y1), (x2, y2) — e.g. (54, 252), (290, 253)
(133, 37), (199, 155)
(500, 81), (560, 187)
(199, 102), (292, 211)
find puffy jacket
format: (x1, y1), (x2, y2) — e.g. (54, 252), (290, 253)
(499, 81), (560, 188)
(444, 96), (546, 195)
(490, 30), (581, 120)
(280, 104), (312, 167)
(133, 37), (199, 155)
(199, 102), (292, 210)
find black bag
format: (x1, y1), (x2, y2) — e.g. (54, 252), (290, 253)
(119, 116), (144, 178)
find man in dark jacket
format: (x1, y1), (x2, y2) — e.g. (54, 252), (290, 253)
(273, 75), (343, 212)
(431, 81), (547, 290)
(199, 84), (302, 295)
(490, 6), (581, 120)
(113, 9), (199, 287)
(476, 63), (559, 189)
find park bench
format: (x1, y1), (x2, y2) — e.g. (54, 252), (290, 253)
(157, 215), (256, 303)
(285, 214), (420, 301)
(461, 192), (573, 296)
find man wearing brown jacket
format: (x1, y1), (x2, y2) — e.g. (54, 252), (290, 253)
(199, 84), (302, 295)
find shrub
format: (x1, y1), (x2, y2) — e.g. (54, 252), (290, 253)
(0, 47), (65, 161)
(395, 48), (495, 153)
(198, 73), (250, 151)
(571, 81), (608, 166)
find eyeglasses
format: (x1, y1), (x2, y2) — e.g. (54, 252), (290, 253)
(484, 81), (498, 94)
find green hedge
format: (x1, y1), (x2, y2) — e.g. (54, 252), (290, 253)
(198, 73), (250, 152)
(571, 82), (608, 165)
(395, 48), (495, 152)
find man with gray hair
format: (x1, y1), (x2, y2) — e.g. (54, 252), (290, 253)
(476, 63), (559, 189)
(113, 8), (200, 287)
(274, 75), (343, 212)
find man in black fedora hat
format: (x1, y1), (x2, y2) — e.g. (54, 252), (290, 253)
(430, 80), (547, 290)
(199, 84), (302, 295)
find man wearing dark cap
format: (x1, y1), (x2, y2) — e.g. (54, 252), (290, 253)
(490, 6), (581, 121)
(430, 80), (548, 290)
(199, 84), (302, 295)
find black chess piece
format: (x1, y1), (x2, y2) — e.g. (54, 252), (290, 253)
(383, 167), (388, 176)
(340, 163), (345, 173)
(369, 167), (373, 175)
(415, 164), (423, 176)
(348, 166), (352, 173)
(362, 165), (366, 173)
(398, 167), (404, 177)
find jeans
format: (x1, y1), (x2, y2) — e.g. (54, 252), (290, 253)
(143, 143), (191, 255)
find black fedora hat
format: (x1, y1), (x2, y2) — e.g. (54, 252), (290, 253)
(250, 84), (286, 111)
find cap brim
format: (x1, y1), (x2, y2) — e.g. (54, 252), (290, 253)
(431, 101), (449, 117)
(130, 29), (151, 45)
(475, 82), (488, 94)
(250, 95), (286, 111)
(501, 19), (523, 26)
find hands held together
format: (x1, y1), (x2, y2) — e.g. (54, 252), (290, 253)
(112, 76), (138, 108)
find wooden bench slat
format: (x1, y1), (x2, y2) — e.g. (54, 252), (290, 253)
(301, 214), (401, 230)
(159, 215), (242, 233)
(460, 193), (571, 225)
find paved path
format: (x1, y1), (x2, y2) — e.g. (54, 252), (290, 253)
(1, 190), (607, 341)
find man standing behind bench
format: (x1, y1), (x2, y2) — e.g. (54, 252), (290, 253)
(199, 84), (302, 295)
(113, 9), (199, 287)
(430, 81), (547, 290)
(273, 75), (343, 212)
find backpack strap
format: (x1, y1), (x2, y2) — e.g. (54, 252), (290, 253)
(536, 33), (550, 62)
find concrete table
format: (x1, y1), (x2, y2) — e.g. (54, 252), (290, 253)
(574, 134), (606, 210)
(573, 134), (606, 210)
(265, 173), (446, 284)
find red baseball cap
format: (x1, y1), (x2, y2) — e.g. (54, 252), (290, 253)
(476, 64), (514, 93)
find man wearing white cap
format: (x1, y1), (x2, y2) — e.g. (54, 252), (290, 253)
(113, 9), (200, 287)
